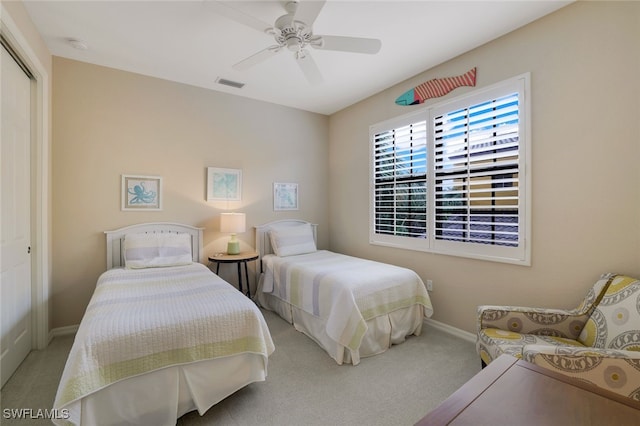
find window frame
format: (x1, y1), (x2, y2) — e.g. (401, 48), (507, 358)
(369, 73), (531, 265)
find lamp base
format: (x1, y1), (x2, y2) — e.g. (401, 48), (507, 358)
(227, 240), (240, 255)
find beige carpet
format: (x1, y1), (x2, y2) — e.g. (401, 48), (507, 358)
(1, 309), (480, 425)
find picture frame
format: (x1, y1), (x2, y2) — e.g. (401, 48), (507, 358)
(207, 167), (242, 201)
(273, 182), (298, 211)
(121, 175), (162, 211)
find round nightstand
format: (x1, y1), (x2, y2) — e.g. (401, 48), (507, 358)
(208, 251), (259, 297)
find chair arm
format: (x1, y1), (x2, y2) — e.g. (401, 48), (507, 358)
(523, 345), (640, 401)
(477, 305), (588, 338)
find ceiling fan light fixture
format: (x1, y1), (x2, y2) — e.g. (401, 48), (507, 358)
(286, 36), (302, 51)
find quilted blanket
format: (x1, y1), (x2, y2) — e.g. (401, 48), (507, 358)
(54, 263), (274, 412)
(261, 250), (432, 353)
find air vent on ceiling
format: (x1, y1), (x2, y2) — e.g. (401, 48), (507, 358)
(216, 77), (245, 89)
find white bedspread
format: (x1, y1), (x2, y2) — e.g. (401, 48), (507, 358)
(261, 250), (432, 356)
(53, 263), (274, 422)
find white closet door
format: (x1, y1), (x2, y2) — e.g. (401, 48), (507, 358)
(1, 44), (32, 387)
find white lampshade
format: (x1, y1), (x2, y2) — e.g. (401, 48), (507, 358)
(220, 212), (246, 234)
(220, 212), (246, 254)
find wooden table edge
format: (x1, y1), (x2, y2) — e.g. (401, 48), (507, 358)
(414, 355), (517, 425)
(208, 252), (259, 263)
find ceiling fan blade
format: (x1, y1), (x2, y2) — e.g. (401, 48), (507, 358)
(207, 1), (273, 33)
(296, 50), (323, 85)
(293, 0), (326, 27)
(233, 47), (280, 71)
(314, 35), (381, 54)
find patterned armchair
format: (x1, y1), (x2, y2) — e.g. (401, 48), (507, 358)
(477, 273), (640, 401)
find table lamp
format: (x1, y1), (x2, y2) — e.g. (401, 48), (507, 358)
(220, 212), (246, 255)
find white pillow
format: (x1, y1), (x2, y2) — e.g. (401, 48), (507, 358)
(269, 223), (317, 257)
(123, 232), (193, 269)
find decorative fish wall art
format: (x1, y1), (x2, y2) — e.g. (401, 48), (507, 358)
(395, 67), (477, 106)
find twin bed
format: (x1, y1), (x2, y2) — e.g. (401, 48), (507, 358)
(255, 220), (433, 365)
(53, 220), (433, 424)
(53, 223), (274, 426)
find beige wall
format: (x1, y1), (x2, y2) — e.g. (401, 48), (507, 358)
(329, 1), (640, 333)
(52, 58), (329, 327)
(19, 0), (640, 334)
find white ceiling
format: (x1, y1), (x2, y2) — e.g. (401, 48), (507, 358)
(22, 0), (571, 115)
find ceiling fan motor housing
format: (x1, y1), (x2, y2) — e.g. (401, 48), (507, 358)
(275, 20), (318, 52)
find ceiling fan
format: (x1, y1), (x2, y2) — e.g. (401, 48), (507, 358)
(210, 0), (382, 84)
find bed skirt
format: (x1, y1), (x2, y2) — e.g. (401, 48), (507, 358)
(256, 276), (424, 365)
(57, 353), (267, 426)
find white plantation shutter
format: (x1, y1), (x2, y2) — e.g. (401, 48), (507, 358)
(370, 74), (529, 264)
(433, 93), (520, 245)
(372, 114), (427, 241)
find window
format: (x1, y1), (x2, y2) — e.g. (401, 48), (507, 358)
(370, 74), (530, 265)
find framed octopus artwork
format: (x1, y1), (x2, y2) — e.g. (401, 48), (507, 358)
(121, 174), (163, 211)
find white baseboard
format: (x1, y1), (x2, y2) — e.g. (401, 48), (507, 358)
(50, 324), (79, 339)
(425, 318), (476, 344)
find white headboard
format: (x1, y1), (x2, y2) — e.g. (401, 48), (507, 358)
(104, 222), (204, 269)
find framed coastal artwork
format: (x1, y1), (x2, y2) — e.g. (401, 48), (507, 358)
(207, 167), (242, 201)
(273, 182), (298, 211)
(121, 175), (162, 211)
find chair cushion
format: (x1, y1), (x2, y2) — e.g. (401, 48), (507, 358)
(477, 328), (587, 365)
(578, 275), (640, 350)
